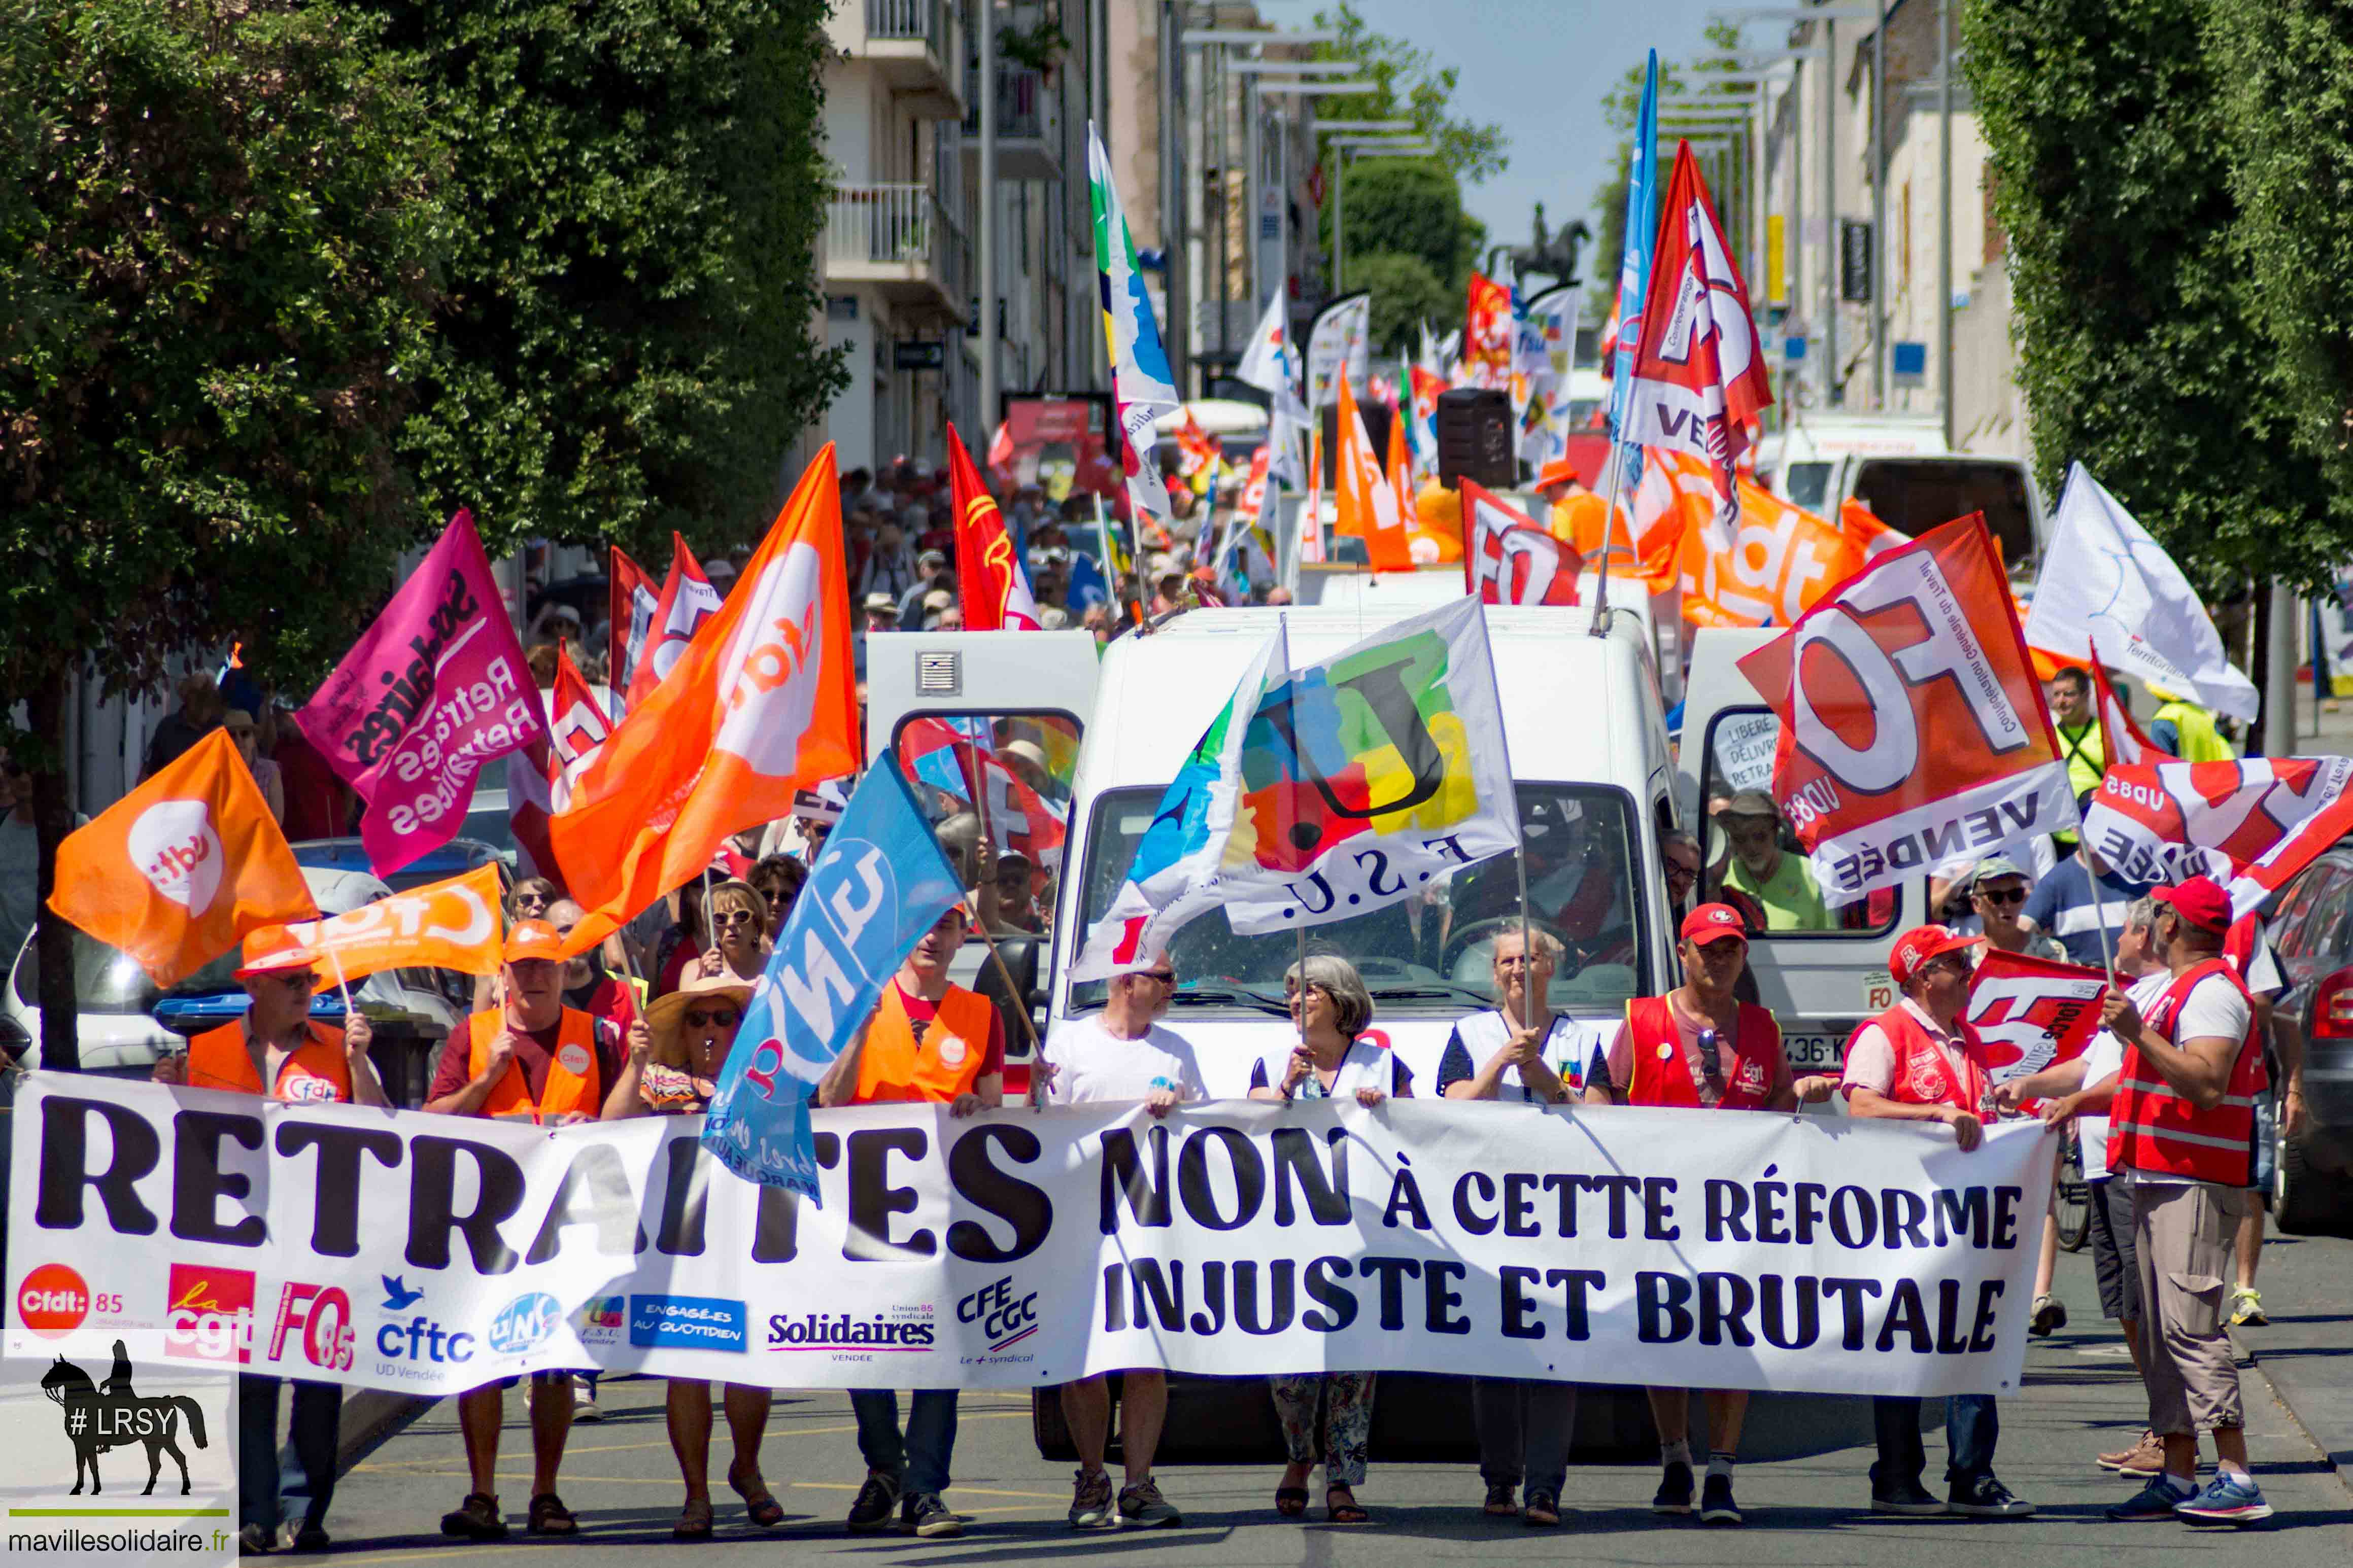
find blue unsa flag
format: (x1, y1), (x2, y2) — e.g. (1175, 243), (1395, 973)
(702, 754), (966, 1198)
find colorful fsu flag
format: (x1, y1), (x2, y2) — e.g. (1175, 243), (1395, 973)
(1072, 596), (1519, 979)
(947, 425), (1041, 632)
(1605, 49), (1660, 437)
(625, 533), (726, 709)
(1087, 121), (1181, 542)
(1463, 271), (1513, 390)
(49, 730), (316, 986)
(550, 446), (860, 952)
(1965, 948), (2110, 1083)
(272, 862), (505, 984)
(293, 509), (543, 877)
(1737, 514), (2074, 907)
(703, 755), (964, 1197)
(1333, 376), (1413, 573)
(2092, 657), (2172, 768)
(1237, 289), (1307, 420)
(2082, 757), (2353, 887)
(1306, 291), (1371, 409)
(1624, 141), (1774, 525)
(1461, 479), (1580, 607)
(608, 544), (661, 702)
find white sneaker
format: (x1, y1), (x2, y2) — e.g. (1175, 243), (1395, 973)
(572, 1376), (603, 1422)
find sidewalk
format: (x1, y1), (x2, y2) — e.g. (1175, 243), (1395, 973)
(2231, 1230), (2353, 1481)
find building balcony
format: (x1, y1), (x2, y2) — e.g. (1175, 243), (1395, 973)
(851, 0), (963, 120)
(824, 183), (969, 322)
(961, 64), (1062, 181)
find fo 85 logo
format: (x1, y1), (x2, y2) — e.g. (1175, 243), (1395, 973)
(267, 1282), (356, 1373)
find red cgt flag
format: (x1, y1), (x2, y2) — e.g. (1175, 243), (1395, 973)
(948, 424), (1041, 632)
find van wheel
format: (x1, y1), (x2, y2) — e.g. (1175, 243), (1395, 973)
(1032, 1386), (1075, 1461)
(2274, 1135), (2353, 1239)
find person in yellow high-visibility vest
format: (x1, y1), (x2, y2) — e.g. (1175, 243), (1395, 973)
(2145, 687), (2237, 761)
(2046, 668), (2105, 853)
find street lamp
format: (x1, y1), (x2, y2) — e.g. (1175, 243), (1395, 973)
(1321, 135), (1435, 291)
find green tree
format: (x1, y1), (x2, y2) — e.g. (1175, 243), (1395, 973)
(1351, 254), (1452, 358)
(1309, 2), (1507, 184)
(365, 0), (848, 563)
(1965, 0), (2344, 591)
(2210, 2), (2353, 504)
(1332, 159), (1485, 299)
(0, 0), (449, 1067)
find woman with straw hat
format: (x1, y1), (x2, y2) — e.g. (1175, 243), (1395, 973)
(604, 969), (782, 1538)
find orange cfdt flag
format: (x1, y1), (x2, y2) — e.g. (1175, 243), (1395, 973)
(49, 729), (316, 987)
(1334, 377), (1413, 573)
(550, 446), (859, 953)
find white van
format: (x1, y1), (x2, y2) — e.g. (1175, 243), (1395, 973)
(1766, 417), (2048, 574)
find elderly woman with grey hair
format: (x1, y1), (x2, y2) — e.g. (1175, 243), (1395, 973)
(1247, 952), (1410, 1524)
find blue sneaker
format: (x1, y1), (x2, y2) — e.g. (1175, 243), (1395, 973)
(2107, 1475), (2197, 1522)
(2175, 1472), (2273, 1525)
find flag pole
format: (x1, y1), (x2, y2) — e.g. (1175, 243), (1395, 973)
(1590, 443), (1626, 640)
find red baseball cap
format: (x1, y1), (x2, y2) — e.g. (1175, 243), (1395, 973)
(1890, 923), (1985, 985)
(1680, 902), (1749, 946)
(502, 919), (568, 964)
(2153, 875), (2231, 932)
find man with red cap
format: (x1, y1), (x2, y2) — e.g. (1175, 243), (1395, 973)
(2100, 876), (2274, 1525)
(1592, 903), (1833, 1526)
(154, 931), (385, 1554)
(426, 919), (625, 1542)
(1841, 923), (2034, 1519)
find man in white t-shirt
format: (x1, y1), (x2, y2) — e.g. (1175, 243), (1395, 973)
(1034, 955), (1198, 1531)
(1995, 895), (2165, 1476)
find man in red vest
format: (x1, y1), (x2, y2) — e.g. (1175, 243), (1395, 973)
(2099, 877), (2274, 1524)
(154, 933), (383, 1553)
(426, 919), (623, 1542)
(1595, 903), (1832, 1526)
(1842, 923), (2035, 1519)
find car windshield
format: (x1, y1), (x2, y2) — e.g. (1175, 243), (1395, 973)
(1065, 783), (1649, 1016)
(12, 931), (242, 1016)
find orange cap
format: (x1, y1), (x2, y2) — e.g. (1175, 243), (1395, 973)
(502, 918), (567, 964)
(234, 927), (320, 983)
(1536, 457), (1581, 491)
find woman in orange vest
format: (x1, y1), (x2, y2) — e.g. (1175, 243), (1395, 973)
(153, 933), (382, 1554)
(1840, 923), (2035, 1521)
(601, 968), (784, 1539)
(816, 901), (1000, 1540)
(2098, 877), (2275, 1525)
(1595, 903), (1831, 1527)
(425, 919), (621, 1542)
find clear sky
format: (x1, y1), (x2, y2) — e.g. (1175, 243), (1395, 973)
(1254, 0), (1731, 286)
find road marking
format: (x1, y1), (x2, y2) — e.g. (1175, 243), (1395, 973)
(355, 1410), (1037, 1471)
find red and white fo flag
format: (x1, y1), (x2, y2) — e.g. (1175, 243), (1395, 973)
(624, 533), (725, 708)
(1459, 479), (1580, 607)
(1736, 514), (2074, 908)
(1624, 142), (1774, 533)
(2083, 757), (2353, 893)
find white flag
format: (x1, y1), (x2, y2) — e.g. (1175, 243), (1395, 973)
(1237, 291), (1307, 422)
(2024, 464), (2259, 723)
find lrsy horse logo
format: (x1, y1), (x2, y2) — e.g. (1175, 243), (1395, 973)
(38, 1341), (211, 1495)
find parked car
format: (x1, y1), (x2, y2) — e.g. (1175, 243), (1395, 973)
(2250, 838), (2353, 1237)
(292, 834), (512, 897)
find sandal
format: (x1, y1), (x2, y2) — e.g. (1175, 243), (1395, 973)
(1274, 1487), (1309, 1519)
(1325, 1486), (1370, 1525)
(729, 1466), (787, 1529)
(526, 1492), (578, 1537)
(672, 1497), (713, 1542)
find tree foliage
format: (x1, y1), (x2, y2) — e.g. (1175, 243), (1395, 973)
(2209, 1), (2353, 505)
(1333, 159), (1483, 301)
(365, 0), (848, 564)
(1965, 0), (2344, 590)
(1351, 254), (1451, 358)
(1308, 1), (1507, 184)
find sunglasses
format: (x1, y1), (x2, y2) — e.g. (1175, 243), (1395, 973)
(711, 910), (757, 928)
(264, 971), (316, 991)
(514, 894), (550, 911)
(1975, 887), (2027, 905)
(683, 1007), (741, 1029)
(1132, 970), (1176, 986)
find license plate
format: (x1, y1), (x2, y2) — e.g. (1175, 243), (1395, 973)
(1781, 1028), (1856, 1071)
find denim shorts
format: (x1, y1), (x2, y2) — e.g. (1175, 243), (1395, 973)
(2250, 1090), (2277, 1195)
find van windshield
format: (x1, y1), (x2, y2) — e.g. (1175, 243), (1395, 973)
(1850, 459), (2036, 568)
(1066, 783), (1651, 1017)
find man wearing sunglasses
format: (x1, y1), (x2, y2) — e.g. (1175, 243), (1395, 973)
(425, 919), (622, 1542)
(1034, 954), (1200, 1530)
(1965, 858), (2065, 963)
(155, 932), (387, 1554)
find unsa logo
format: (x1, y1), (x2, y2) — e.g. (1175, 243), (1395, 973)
(127, 799), (223, 911)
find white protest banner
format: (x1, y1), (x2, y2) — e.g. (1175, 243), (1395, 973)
(9, 1077), (2051, 1401)
(1307, 291), (1371, 409)
(1738, 514), (2076, 905)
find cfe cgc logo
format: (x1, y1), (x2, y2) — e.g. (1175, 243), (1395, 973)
(956, 1275), (1040, 1355)
(163, 1265), (254, 1366)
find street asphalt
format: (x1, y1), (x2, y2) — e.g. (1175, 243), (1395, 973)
(301, 1230), (2353, 1565)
